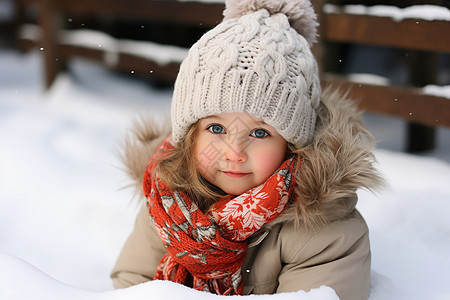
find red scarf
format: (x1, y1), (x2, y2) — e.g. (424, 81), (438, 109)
(143, 137), (298, 295)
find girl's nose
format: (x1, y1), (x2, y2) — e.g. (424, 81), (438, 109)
(223, 140), (248, 163)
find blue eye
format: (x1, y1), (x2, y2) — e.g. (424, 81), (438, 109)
(251, 129), (269, 138)
(207, 124), (226, 134)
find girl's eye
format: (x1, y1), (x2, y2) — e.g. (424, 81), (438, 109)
(207, 124), (226, 134)
(251, 129), (269, 138)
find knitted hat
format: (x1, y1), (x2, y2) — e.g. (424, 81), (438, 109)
(171, 0), (321, 147)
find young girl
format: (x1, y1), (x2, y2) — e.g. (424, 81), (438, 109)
(111, 0), (384, 299)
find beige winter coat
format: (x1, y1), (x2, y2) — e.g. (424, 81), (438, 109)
(110, 89), (384, 300)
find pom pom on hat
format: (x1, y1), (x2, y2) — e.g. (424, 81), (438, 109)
(223, 0), (319, 46)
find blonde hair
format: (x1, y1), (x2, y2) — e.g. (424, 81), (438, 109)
(154, 122), (226, 212)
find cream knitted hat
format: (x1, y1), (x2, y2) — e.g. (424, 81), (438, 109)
(171, 0), (321, 147)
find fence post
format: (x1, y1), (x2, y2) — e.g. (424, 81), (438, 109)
(39, 0), (64, 88)
(406, 50), (438, 152)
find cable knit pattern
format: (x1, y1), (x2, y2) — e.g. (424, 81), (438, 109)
(171, 1), (320, 147)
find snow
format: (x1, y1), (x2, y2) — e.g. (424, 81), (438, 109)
(423, 85), (450, 99)
(324, 4), (450, 22)
(344, 73), (390, 86)
(118, 39), (188, 65)
(59, 29), (189, 66)
(18, 24), (43, 44)
(330, 73), (450, 100)
(19, 25), (190, 68)
(1, 49), (450, 300)
(0, 254), (337, 300)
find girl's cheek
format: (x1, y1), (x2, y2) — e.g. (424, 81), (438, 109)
(195, 135), (222, 177)
(254, 148), (286, 175)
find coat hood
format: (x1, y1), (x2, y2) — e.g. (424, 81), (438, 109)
(118, 88), (384, 229)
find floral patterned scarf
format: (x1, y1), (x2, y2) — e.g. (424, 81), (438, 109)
(143, 137), (298, 295)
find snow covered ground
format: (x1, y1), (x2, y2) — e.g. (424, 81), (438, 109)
(1, 49), (449, 300)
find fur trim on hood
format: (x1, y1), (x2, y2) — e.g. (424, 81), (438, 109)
(118, 88), (385, 230)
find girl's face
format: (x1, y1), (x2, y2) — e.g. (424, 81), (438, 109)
(194, 112), (287, 196)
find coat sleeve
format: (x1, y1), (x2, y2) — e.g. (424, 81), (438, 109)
(110, 202), (166, 289)
(276, 211), (371, 300)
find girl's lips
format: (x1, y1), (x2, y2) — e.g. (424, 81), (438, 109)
(222, 171), (250, 178)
